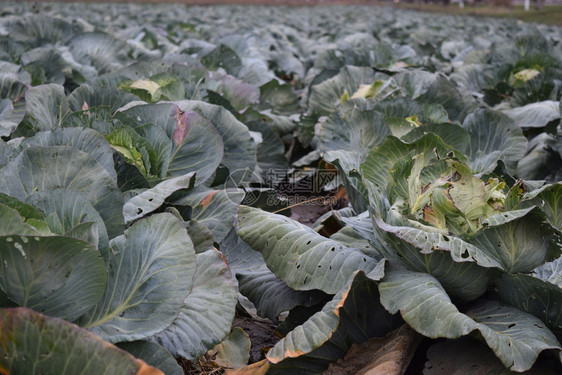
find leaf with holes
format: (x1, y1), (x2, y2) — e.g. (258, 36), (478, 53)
(123, 172), (195, 224)
(238, 205), (384, 294)
(378, 266), (561, 372)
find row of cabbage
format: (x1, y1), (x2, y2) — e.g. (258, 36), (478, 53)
(0, 2), (561, 374)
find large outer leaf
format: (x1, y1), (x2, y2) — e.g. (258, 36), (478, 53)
(318, 102), (390, 155)
(79, 213), (195, 343)
(0, 146), (124, 239)
(375, 214), (490, 300)
(378, 267), (561, 372)
(492, 256), (562, 336)
(0, 72), (28, 101)
(67, 84), (139, 113)
(21, 127), (117, 181)
(174, 188), (244, 243)
(470, 208), (559, 273)
(26, 190), (110, 256)
(424, 337), (557, 375)
(205, 71), (259, 111)
(16, 84), (70, 136)
(466, 300), (561, 372)
(245, 119), (289, 180)
(0, 98), (22, 137)
(534, 256), (562, 287)
(503, 101), (560, 129)
(63, 222), (99, 248)
(524, 183), (562, 231)
(69, 32), (129, 74)
(375, 218), (503, 269)
(6, 15), (75, 45)
(117, 341), (183, 375)
(167, 108), (223, 181)
(330, 224), (382, 260)
(121, 103), (224, 183)
(0, 308), (162, 375)
(318, 102), (391, 206)
(238, 206), (382, 294)
(0, 235), (105, 322)
(265, 271), (400, 373)
(0, 203), (42, 236)
(371, 97), (449, 128)
(415, 75), (476, 123)
(0, 73), (27, 137)
(515, 133), (559, 181)
(123, 172), (195, 224)
(393, 70), (437, 100)
(461, 109), (527, 174)
(237, 268), (327, 323)
(400, 122), (469, 152)
(200, 44), (242, 76)
(379, 267), (477, 338)
(308, 66), (378, 116)
(151, 249), (237, 359)
(186, 219), (215, 254)
(21, 46), (67, 85)
(176, 100), (257, 181)
(258, 79), (300, 115)
(494, 272), (562, 336)
(221, 228), (327, 322)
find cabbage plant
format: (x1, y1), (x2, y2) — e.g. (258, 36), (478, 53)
(1, 2), (562, 374)
(237, 136), (562, 373)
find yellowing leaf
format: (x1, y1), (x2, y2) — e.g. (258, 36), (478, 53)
(106, 128), (152, 176)
(351, 81), (386, 100)
(405, 115), (421, 127)
(513, 68), (541, 83)
(389, 155), (509, 236)
(225, 359), (270, 375)
(340, 89), (350, 104)
(130, 79), (161, 101)
(212, 327), (251, 369)
(509, 68), (541, 88)
(110, 144), (140, 164)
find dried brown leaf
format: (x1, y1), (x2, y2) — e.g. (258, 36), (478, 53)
(324, 324), (421, 375)
(225, 359), (270, 375)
